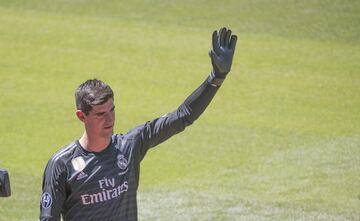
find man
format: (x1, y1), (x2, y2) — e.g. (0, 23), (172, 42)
(40, 27), (237, 221)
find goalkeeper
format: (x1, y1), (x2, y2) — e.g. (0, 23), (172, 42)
(40, 27), (237, 221)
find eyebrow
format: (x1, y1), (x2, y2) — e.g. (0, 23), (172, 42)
(94, 105), (115, 116)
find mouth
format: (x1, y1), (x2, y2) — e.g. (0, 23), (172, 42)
(104, 125), (113, 130)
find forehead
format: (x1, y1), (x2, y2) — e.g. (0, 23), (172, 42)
(91, 99), (114, 112)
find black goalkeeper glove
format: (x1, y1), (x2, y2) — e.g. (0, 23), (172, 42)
(209, 27), (237, 79)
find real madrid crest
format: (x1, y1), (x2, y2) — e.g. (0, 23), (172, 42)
(117, 154), (128, 175)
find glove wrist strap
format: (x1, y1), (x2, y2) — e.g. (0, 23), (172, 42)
(208, 72), (225, 87)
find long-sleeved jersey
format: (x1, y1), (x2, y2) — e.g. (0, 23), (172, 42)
(40, 74), (222, 221)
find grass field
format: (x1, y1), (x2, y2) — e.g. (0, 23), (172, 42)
(0, 0), (359, 220)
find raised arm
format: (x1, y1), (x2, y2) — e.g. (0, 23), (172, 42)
(128, 27), (237, 159)
(181, 27), (237, 123)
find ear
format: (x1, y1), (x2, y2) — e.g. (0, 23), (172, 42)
(76, 110), (86, 122)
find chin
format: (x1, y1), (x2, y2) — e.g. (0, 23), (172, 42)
(101, 131), (113, 139)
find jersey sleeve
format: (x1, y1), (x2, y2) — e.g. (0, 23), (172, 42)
(39, 157), (67, 221)
(130, 73), (221, 160)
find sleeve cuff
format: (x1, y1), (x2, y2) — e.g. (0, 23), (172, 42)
(207, 72), (225, 87)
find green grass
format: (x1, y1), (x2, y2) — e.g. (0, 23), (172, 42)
(0, 0), (359, 220)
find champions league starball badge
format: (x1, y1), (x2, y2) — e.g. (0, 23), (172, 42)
(41, 192), (52, 209)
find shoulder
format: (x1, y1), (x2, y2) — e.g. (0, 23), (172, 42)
(122, 118), (166, 138)
(46, 142), (78, 170)
(121, 124), (147, 141)
(112, 132), (139, 150)
(42, 142), (78, 183)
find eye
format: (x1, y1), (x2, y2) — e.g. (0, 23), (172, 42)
(95, 112), (105, 117)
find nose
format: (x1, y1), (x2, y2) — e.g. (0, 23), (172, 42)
(105, 111), (115, 124)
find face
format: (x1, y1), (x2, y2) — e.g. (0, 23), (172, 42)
(76, 99), (115, 139)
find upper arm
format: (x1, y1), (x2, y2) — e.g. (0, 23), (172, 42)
(126, 110), (186, 161)
(129, 75), (220, 161)
(141, 110), (186, 148)
(39, 158), (67, 221)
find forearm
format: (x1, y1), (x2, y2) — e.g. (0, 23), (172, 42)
(177, 72), (224, 126)
(177, 27), (237, 125)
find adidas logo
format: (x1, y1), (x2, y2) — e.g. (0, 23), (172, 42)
(77, 171), (88, 180)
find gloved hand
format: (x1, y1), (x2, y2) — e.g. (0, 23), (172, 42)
(209, 27), (237, 78)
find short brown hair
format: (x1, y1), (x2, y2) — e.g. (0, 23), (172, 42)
(75, 79), (114, 115)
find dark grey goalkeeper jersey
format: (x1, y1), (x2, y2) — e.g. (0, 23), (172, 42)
(40, 74), (222, 221)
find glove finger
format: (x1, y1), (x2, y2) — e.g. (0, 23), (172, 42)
(224, 29), (232, 48)
(212, 30), (222, 55)
(208, 49), (213, 59)
(209, 49), (217, 62)
(209, 49), (220, 63)
(209, 50), (221, 73)
(219, 27), (227, 47)
(230, 35), (238, 51)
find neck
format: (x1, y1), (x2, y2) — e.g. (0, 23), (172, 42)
(79, 132), (111, 152)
